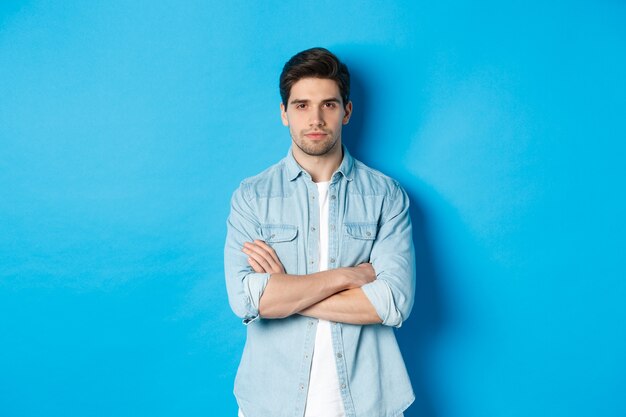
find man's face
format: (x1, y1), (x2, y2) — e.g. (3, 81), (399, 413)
(280, 77), (352, 157)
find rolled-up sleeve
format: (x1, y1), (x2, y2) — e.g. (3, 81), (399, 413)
(361, 182), (415, 328)
(224, 182), (270, 325)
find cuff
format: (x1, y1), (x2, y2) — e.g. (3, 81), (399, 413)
(242, 272), (270, 325)
(361, 279), (403, 328)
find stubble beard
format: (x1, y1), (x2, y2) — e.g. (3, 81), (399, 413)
(291, 129), (339, 157)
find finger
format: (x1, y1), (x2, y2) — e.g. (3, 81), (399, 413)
(246, 240), (273, 259)
(243, 245), (272, 271)
(247, 256), (266, 273)
(245, 242), (280, 271)
(253, 240), (282, 265)
(245, 247), (273, 272)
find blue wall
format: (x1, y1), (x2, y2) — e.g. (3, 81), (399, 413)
(1, 1), (625, 416)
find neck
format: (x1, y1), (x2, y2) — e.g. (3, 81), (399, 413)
(292, 140), (343, 183)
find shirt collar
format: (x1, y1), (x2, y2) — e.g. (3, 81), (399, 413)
(284, 144), (354, 182)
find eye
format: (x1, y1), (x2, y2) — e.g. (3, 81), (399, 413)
(295, 103), (307, 109)
(324, 102), (337, 109)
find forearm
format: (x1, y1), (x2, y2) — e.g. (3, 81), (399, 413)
(259, 269), (351, 318)
(299, 288), (382, 325)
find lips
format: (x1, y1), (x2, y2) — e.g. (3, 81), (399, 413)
(304, 131), (329, 139)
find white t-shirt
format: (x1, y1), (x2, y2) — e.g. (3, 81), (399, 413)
(304, 181), (345, 417)
(239, 181), (345, 417)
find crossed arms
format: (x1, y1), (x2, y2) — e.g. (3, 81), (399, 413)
(243, 240), (381, 324)
(224, 181), (415, 327)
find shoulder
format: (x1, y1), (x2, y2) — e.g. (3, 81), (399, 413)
(350, 158), (405, 201)
(233, 158), (290, 202)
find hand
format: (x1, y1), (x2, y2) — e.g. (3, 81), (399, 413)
(343, 263), (376, 288)
(242, 240), (286, 274)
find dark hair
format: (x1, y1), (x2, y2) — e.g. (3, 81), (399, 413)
(279, 47), (351, 109)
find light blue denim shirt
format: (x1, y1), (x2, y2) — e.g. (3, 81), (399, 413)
(224, 146), (415, 417)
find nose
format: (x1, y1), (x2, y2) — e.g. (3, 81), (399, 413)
(309, 107), (325, 127)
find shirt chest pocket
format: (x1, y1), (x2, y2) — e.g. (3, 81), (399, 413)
(341, 222), (378, 266)
(258, 224), (299, 275)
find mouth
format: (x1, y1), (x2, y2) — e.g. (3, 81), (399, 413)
(304, 131), (329, 139)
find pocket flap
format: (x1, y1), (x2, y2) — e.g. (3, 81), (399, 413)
(345, 223), (377, 240)
(259, 224), (298, 243)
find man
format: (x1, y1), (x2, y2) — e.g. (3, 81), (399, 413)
(224, 47), (415, 417)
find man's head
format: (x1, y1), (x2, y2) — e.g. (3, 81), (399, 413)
(279, 47), (350, 110)
(279, 48), (352, 158)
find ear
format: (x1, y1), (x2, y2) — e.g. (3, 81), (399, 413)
(342, 101), (353, 125)
(280, 102), (289, 126)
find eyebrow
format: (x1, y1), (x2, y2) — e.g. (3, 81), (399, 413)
(289, 98), (342, 105)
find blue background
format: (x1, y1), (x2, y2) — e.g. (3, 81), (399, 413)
(1, 1), (625, 416)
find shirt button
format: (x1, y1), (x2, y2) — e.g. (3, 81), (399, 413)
(300, 384), (305, 390)
(310, 260), (314, 264)
(311, 226), (316, 232)
(341, 384), (346, 389)
(365, 231), (371, 237)
(270, 233), (276, 238)
(330, 258), (336, 263)
(308, 321), (314, 326)
(336, 352), (342, 359)
(331, 195), (336, 200)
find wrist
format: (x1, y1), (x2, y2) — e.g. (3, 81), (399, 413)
(318, 268), (351, 293)
(339, 267), (357, 290)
